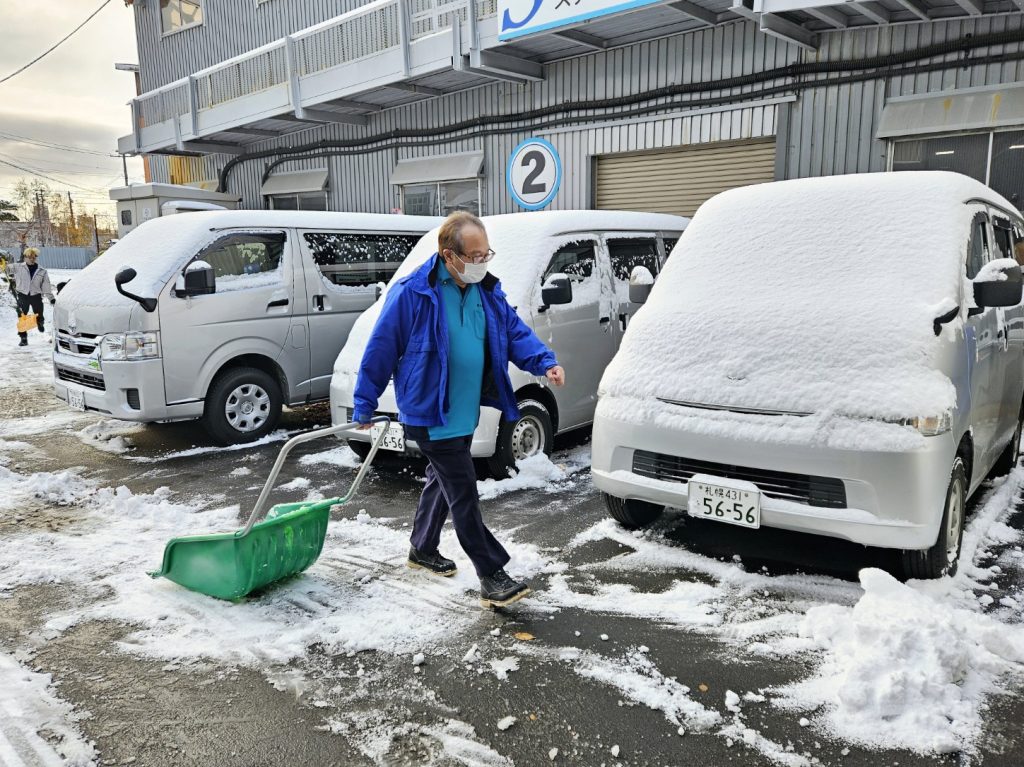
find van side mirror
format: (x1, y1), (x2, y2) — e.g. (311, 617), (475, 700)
(629, 266), (655, 304)
(974, 262), (1023, 309)
(114, 267), (158, 313)
(176, 260), (216, 297)
(540, 274), (572, 312)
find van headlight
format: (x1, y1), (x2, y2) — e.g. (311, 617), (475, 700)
(890, 412), (952, 436)
(100, 332), (160, 361)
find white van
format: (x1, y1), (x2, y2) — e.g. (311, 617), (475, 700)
(53, 210), (440, 443)
(330, 211), (687, 475)
(592, 172), (1024, 579)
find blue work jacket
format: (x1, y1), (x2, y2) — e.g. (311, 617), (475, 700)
(353, 254), (558, 427)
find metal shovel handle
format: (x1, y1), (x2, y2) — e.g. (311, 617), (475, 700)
(239, 416), (392, 536)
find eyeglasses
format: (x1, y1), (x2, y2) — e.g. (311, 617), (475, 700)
(451, 249), (495, 265)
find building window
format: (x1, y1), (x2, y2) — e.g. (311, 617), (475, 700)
(161, 0), (204, 34)
(891, 129), (1024, 210)
(269, 192), (328, 211)
(400, 179), (481, 216)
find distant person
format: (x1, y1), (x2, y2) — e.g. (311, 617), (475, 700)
(353, 211), (565, 608)
(13, 247), (54, 347)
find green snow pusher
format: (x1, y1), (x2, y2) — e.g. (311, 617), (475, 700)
(150, 417), (391, 601)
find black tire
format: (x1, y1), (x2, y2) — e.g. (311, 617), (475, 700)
(991, 411), (1023, 477)
(487, 398), (554, 479)
(900, 456), (967, 580)
(347, 439), (372, 461)
(201, 366), (282, 445)
(604, 492), (664, 529)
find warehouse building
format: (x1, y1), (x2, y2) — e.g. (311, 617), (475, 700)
(119, 0), (1024, 217)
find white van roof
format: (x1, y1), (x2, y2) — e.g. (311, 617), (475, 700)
(601, 171), (1016, 429)
(60, 210), (442, 309)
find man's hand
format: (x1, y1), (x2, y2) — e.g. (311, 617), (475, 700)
(356, 422), (373, 431)
(546, 365), (565, 387)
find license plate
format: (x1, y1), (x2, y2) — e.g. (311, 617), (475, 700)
(67, 387), (86, 412)
(688, 477), (761, 529)
(370, 421), (405, 452)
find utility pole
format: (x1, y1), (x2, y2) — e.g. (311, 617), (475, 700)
(121, 153), (129, 186)
(67, 192), (75, 247)
(93, 214), (100, 253)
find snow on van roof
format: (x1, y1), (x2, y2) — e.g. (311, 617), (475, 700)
(334, 210), (689, 375)
(601, 171), (1010, 427)
(58, 210), (442, 309)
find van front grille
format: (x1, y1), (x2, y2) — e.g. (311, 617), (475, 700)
(55, 366), (105, 391)
(632, 450), (847, 509)
(57, 330), (99, 356)
(126, 388), (141, 410)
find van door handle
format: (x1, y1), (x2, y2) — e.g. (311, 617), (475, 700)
(267, 298), (289, 309)
(599, 316), (611, 324)
(313, 295), (325, 311)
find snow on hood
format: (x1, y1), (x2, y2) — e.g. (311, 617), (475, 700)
(334, 210), (687, 377)
(601, 172), (1011, 421)
(58, 209), (441, 310)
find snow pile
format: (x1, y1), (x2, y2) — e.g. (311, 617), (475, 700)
(477, 452), (581, 499)
(775, 567), (1024, 754)
(77, 419), (142, 454)
(0, 651), (97, 767)
(0, 464), (94, 513)
(299, 445), (362, 469)
(600, 172), (1008, 441)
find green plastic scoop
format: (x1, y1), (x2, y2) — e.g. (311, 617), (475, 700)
(150, 418), (390, 601)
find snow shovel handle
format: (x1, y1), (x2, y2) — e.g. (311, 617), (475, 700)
(239, 416), (392, 536)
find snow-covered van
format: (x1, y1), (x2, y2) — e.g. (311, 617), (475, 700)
(592, 172), (1024, 579)
(330, 211), (688, 475)
(52, 210), (440, 444)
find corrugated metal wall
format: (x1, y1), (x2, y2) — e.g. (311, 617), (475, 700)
(141, 9), (1024, 215)
(37, 247), (96, 270)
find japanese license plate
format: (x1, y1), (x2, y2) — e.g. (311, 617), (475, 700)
(370, 421), (405, 452)
(688, 477), (761, 529)
(67, 387), (86, 412)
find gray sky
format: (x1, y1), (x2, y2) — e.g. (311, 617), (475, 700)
(0, 0), (145, 222)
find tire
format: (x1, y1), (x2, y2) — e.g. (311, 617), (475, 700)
(991, 410), (1023, 477)
(201, 366), (282, 445)
(900, 456), (967, 580)
(604, 492), (664, 529)
(347, 439), (371, 461)
(487, 398), (554, 479)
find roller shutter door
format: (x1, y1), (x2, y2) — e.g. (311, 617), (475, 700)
(595, 139), (777, 217)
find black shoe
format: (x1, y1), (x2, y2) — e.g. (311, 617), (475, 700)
(18, 337), (27, 347)
(407, 546), (457, 577)
(479, 568), (530, 608)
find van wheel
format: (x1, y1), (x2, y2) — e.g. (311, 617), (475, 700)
(991, 411), (1023, 477)
(487, 399), (554, 479)
(347, 439), (371, 461)
(900, 456), (966, 580)
(202, 367), (282, 445)
(604, 493), (664, 529)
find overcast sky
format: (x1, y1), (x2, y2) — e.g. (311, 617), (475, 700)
(0, 0), (145, 221)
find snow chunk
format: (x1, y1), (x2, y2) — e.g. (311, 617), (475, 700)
(280, 477), (311, 491)
(489, 656), (520, 680)
(476, 453), (581, 500)
(298, 445), (362, 469)
(497, 715), (517, 731)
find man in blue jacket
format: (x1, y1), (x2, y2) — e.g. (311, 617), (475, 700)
(354, 211), (565, 608)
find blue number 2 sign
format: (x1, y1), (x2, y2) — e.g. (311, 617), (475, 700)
(507, 138), (562, 211)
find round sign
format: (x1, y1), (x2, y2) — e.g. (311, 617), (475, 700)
(507, 138), (562, 210)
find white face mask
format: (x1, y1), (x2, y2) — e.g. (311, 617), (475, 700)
(459, 260), (488, 284)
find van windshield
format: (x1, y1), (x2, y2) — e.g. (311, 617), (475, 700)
(602, 173), (980, 420)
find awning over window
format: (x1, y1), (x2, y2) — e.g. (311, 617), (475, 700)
(878, 84), (1024, 139)
(390, 151), (484, 185)
(260, 169), (328, 196)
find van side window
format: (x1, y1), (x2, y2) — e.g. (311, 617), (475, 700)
(662, 237), (678, 258)
(542, 241), (597, 285)
(1015, 226), (1024, 266)
(304, 233), (420, 288)
(201, 233), (286, 287)
(993, 218), (1015, 262)
(967, 215), (990, 280)
(608, 238), (659, 281)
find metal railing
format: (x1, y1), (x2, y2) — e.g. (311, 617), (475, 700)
(130, 0), (499, 146)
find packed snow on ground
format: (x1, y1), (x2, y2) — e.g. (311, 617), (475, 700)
(477, 446), (590, 500)
(77, 419), (143, 455)
(600, 172), (1008, 447)
(299, 444), (362, 469)
(0, 651), (97, 767)
(125, 429), (292, 463)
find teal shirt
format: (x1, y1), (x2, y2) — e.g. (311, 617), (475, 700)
(428, 274), (486, 440)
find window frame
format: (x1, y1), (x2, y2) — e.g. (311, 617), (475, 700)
(160, 0), (205, 37)
(603, 234), (661, 284)
(268, 191), (328, 211)
(399, 178), (483, 216)
(966, 211), (992, 281)
(300, 230), (422, 290)
(541, 238), (600, 287)
(189, 230), (289, 289)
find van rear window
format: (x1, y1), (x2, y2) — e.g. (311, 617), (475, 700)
(304, 233), (421, 287)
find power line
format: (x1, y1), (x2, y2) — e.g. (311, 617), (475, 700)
(0, 157), (108, 194)
(0, 0), (114, 86)
(0, 129), (111, 158)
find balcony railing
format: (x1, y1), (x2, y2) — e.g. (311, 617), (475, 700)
(122, 0), (502, 155)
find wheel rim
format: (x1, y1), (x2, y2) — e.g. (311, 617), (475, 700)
(945, 475), (964, 565)
(224, 383), (271, 433)
(510, 414), (545, 461)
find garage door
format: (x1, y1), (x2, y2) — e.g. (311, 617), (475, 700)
(595, 138), (777, 217)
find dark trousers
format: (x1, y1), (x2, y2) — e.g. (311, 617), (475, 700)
(406, 426), (510, 578)
(17, 293), (45, 340)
